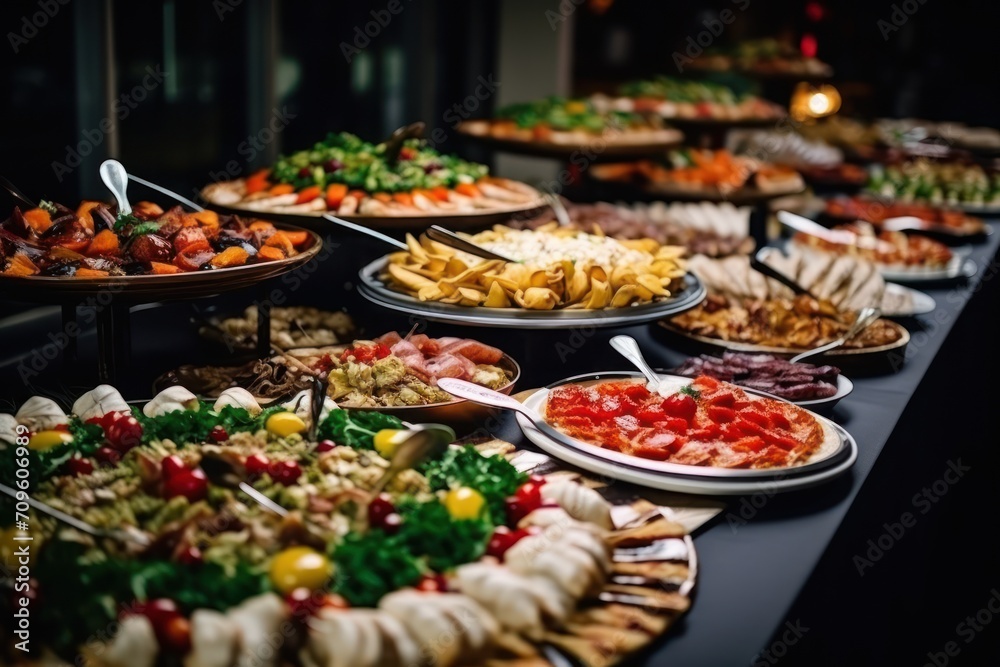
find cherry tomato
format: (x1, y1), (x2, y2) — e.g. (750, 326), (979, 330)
(662, 393), (697, 422)
(416, 573), (449, 593)
(269, 547), (332, 594)
(95, 446), (121, 467)
(485, 526), (529, 560)
(368, 494), (396, 527)
(515, 479), (545, 507)
(245, 454), (270, 477)
(381, 513), (403, 535)
(269, 460), (302, 486)
(161, 455), (186, 479)
(208, 425), (228, 443)
(130, 597), (179, 626)
(106, 415), (143, 452)
(65, 456), (94, 477)
(159, 615), (192, 653)
(177, 546), (203, 565)
(504, 494), (540, 526)
(163, 468), (208, 503)
(315, 439), (336, 453)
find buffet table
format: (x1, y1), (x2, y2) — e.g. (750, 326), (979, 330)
(1, 216), (996, 665)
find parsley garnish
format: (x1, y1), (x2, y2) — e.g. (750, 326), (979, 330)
(420, 445), (526, 525)
(680, 385), (701, 399)
(316, 410), (404, 449)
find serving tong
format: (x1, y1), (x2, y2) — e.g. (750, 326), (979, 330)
(0, 481), (150, 546)
(777, 210), (896, 254)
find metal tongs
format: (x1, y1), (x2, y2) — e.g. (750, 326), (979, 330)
(789, 306), (882, 363)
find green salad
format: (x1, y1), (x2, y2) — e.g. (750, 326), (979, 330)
(270, 131), (489, 193)
(496, 96), (644, 133)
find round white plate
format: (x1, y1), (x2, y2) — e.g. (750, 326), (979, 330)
(516, 373), (857, 493)
(517, 413), (857, 495)
(884, 282), (937, 316)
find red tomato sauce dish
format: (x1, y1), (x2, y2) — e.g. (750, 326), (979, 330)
(544, 375), (825, 469)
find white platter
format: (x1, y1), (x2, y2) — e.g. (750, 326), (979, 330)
(515, 373), (858, 494)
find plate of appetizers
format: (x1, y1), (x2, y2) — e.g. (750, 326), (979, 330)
(457, 96), (684, 158)
(200, 131), (546, 230)
(0, 199), (321, 300)
(667, 253), (912, 362)
(599, 77), (787, 124)
(865, 159), (1000, 214)
(507, 373), (857, 494)
(788, 223), (976, 283)
(357, 225), (706, 328)
(510, 200), (755, 258)
(823, 195), (990, 239)
(157, 332), (521, 426)
(754, 247), (937, 316)
(0, 385), (698, 666)
(588, 149), (805, 204)
(671, 353), (854, 411)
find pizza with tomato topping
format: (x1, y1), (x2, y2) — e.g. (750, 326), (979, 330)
(545, 375), (826, 469)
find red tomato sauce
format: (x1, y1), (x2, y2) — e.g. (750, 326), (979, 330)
(545, 375), (824, 469)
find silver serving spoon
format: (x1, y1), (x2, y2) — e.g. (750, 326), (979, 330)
(542, 190), (572, 227)
(609, 335), (674, 396)
(425, 225), (516, 262)
(0, 481), (150, 546)
(198, 454), (290, 517)
(0, 174), (38, 209)
(99, 159), (132, 215)
(369, 423), (456, 496)
(789, 306), (881, 363)
(322, 213), (408, 251)
(128, 173), (205, 212)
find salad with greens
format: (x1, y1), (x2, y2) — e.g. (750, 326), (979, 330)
(0, 384), (617, 665)
(201, 131), (544, 218)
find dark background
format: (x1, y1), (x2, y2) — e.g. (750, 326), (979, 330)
(2, 1), (999, 665)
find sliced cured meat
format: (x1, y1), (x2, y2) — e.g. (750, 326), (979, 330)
(425, 353), (476, 382)
(440, 339), (504, 364)
(375, 331), (403, 346)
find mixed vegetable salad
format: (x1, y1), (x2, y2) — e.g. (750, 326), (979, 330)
(265, 131), (488, 196)
(0, 387), (551, 660)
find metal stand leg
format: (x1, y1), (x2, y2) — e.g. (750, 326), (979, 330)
(257, 286), (272, 358)
(750, 202), (770, 250)
(61, 304), (78, 366)
(95, 304), (132, 384)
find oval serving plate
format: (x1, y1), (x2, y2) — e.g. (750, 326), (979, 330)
(154, 353), (521, 430)
(456, 123), (685, 160)
(0, 224), (323, 303)
(657, 318), (910, 361)
(357, 256), (707, 329)
(521, 373), (853, 481)
(201, 180), (548, 232)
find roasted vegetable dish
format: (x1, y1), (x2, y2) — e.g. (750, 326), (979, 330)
(0, 200), (313, 278)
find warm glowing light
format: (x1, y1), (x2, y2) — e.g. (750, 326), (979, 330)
(805, 1), (824, 22)
(808, 92), (832, 115)
(791, 83), (842, 121)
